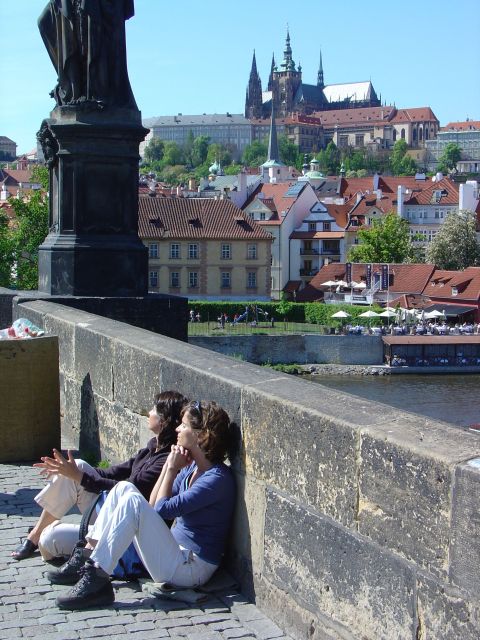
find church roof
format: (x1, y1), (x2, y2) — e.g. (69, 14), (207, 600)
(294, 83), (325, 105)
(144, 114), (250, 127)
(390, 107), (439, 124)
(323, 81), (375, 103)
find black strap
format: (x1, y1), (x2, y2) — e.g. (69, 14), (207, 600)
(79, 492), (104, 542)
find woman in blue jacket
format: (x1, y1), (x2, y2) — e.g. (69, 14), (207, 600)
(54, 400), (236, 610)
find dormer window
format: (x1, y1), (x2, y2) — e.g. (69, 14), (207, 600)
(452, 287), (458, 296)
(323, 222), (331, 231)
(308, 222), (316, 231)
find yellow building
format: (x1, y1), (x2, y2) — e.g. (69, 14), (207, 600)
(139, 196), (273, 300)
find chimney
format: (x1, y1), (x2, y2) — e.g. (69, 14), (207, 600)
(397, 185), (406, 217)
(238, 170), (247, 193)
(373, 173), (380, 191)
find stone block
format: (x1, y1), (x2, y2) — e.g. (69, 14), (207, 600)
(358, 418), (480, 578)
(263, 491), (415, 640)
(74, 321), (116, 401)
(450, 458), (480, 596)
(416, 573), (480, 639)
(94, 396), (142, 463)
(241, 384), (359, 526)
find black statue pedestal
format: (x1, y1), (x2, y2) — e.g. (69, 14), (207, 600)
(38, 106), (148, 297)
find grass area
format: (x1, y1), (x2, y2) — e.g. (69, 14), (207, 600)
(188, 321), (331, 336)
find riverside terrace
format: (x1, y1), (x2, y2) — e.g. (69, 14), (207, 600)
(4, 297), (480, 639)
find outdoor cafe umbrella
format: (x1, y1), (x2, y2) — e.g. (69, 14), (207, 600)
(320, 280), (338, 287)
(378, 309), (396, 318)
(331, 310), (351, 318)
(358, 310), (379, 318)
(428, 309), (445, 318)
(354, 282), (367, 289)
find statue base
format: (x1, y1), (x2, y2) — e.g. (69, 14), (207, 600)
(37, 107), (149, 297)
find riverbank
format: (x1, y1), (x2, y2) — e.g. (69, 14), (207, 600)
(295, 363), (480, 376)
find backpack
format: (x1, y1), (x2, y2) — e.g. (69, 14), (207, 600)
(80, 490), (148, 580)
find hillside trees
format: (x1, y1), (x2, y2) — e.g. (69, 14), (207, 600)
(425, 210), (480, 269)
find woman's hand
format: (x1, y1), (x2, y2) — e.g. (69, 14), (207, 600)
(166, 444), (191, 472)
(33, 449), (83, 483)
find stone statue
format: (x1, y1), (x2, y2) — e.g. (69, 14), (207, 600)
(38, 0), (137, 110)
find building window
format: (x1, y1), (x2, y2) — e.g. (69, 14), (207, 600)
(148, 243), (159, 259)
(221, 272), (231, 288)
(308, 222), (316, 231)
(221, 244), (231, 259)
(170, 272), (180, 288)
(149, 270), (158, 288)
(247, 271), (257, 289)
(170, 243), (180, 259)
(355, 134), (364, 147)
(247, 243), (257, 259)
(259, 212), (266, 221)
(323, 222), (331, 231)
(188, 272), (198, 288)
(188, 243), (199, 259)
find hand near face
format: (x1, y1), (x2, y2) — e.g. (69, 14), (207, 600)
(33, 449), (82, 482)
(167, 444), (191, 471)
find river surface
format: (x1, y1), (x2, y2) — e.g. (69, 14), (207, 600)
(305, 374), (480, 428)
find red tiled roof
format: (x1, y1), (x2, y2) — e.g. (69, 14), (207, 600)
(389, 107), (439, 124)
(309, 263), (435, 294)
(311, 106), (395, 127)
(403, 178), (459, 206)
(0, 169), (33, 184)
(242, 182), (307, 225)
(423, 267), (480, 302)
(138, 196), (273, 240)
(441, 121), (480, 132)
(283, 280), (302, 293)
(290, 231), (344, 240)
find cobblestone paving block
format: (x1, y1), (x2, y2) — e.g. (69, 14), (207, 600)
(124, 621), (156, 632)
(87, 614), (135, 628)
(230, 604), (268, 623)
(191, 614), (234, 625)
(124, 631), (169, 639)
(38, 613), (69, 625)
(243, 619), (285, 640)
(221, 627), (256, 638)
(207, 620), (243, 632)
(78, 624), (128, 637)
(0, 628), (22, 639)
(155, 616), (194, 629)
(18, 624), (57, 637)
(167, 608), (205, 619)
(186, 631), (224, 640)
(135, 610), (168, 622)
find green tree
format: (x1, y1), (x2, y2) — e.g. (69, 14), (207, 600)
(190, 135), (210, 167)
(242, 140), (268, 166)
(161, 141), (183, 167)
(0, 209), (14, 286)
(206, 143), (231, 168)
(390, 139), (417, 175)
(348, 213), (416, 263)
(425, 210), (480, 269)
(437, 142), (462, 174)
(278, 135), (300, 167)
(144, 138), (165, 163)
(320, 141), (340, 175)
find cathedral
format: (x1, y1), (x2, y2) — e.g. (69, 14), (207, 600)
(245, 31), (381, 120)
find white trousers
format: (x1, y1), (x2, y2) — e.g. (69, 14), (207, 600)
(88, 481), (218, 588)
(35, 459), (98, 560)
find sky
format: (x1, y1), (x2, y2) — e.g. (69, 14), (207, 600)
(1, 0), (479, 154)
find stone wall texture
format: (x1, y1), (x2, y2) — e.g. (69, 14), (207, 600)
(189, 334), (384, 365)
(13, 299), (480, 640)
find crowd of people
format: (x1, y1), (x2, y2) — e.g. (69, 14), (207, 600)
(12, 392), (236, 611)
(345, 320), (480, 337)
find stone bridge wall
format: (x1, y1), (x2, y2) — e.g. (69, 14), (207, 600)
(189, 335), (383, 365)
(13, 299), (480, 640)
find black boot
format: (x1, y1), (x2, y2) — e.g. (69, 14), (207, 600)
(46, 543), (92, 585)
(56, 560), (114, 610)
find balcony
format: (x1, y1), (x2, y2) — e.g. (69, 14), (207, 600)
(300, 248), (320, 256)
(320, 248), (341, 256)
(300, 269), (319, 277)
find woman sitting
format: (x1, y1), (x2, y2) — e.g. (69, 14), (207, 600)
(52, 400), (236, 610)
(12, 390), (187, 562)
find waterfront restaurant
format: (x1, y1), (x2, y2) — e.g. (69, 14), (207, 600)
(383, 335), (480, 367)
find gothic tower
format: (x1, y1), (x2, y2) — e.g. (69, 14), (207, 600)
(271, 30), (302, 118)
(244, 50), (263, 119)
(267, 52), (276, 91)
(317, 49), (324, 89)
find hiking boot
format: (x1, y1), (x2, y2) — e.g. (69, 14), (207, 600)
(47, 544), (91, 585)
(56, 560), (114, 610)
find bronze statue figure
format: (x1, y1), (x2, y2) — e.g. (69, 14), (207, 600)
(38, 0), (137, 110)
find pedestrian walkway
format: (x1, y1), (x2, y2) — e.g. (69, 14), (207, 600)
(0, 463), (290, 640)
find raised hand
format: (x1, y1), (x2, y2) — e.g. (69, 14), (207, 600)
(167, 444), (192, 471)
(33, 449), (83, 483)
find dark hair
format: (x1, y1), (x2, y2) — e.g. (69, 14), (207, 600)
(154, 390), (188, 447)
(181, 400), (232, 464)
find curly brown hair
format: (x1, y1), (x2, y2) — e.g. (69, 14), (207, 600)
(154, 390), (189, 448)
(181, 400), (232, 464)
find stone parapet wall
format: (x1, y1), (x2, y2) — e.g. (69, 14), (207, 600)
(189, 334), (383, 365)
(13, 299), (480, 640)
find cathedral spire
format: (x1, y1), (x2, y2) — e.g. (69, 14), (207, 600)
(317, 49), (324, 88)
(267, 52), (276, 91)
(267, 104), (280, 163)
(281, 29), (295, 71)
(245, 49), (263, 119)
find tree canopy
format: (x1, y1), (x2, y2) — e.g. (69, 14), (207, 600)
(242, 140), (268, 167)
(390, 139), (417, 176)
(425, 210), (480, 270)
(347, 213), (417, 263)
(437, 143), (461, 174)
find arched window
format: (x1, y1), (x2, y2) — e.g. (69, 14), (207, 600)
(419, 127), (423, 141)
(424, 128), (429, 140)
(413, 128), (417, 142)
(401, 128), (405, 140)
(393, 129), (397, 141)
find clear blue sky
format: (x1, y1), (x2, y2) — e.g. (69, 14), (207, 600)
(1, 0), (479, 154)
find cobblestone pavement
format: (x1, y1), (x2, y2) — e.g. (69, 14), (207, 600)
(0, 463), (290, 640)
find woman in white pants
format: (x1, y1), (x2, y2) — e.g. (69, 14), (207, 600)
(12, 391), (187, 561)
(53, 400), (236, 611)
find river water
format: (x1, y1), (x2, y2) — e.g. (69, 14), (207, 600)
(305, 374), (480, 428)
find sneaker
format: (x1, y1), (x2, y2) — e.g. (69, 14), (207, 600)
(56, 561), (114, 610)
(47, 544), (91, 585)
